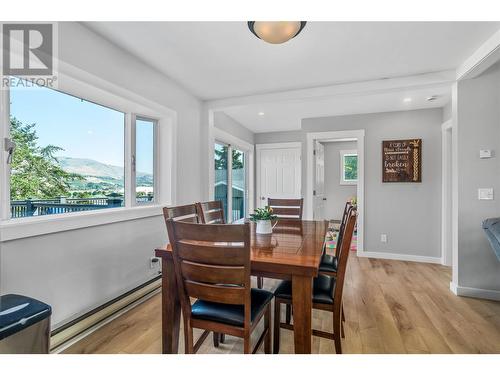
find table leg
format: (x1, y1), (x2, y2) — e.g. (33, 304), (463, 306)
(291, 275), (313, 354)
(162, 257), (181, 354)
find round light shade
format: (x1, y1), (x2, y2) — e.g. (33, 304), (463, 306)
(248, 21), (306, 44)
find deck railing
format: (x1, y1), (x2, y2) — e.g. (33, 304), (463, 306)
(10, 197), (125, 218)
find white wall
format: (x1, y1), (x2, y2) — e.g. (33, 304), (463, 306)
(323, 141), (357, 220)
(0, 22), (204, 327)
(214, 112), (255, 145)
(455, 62), (500, 295)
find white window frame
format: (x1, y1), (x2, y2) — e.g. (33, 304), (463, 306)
(340, 149), (358, 185)
(132, 115), (159, 206)
(0, 64), (177, 241)
(212, 128), (254, 222)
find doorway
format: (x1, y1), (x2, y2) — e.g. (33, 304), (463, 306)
(306, 130), (365, 254)
(255, 142), (302, 208)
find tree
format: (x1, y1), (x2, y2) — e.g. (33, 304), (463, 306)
(215, 146), (244, 170)
(9, 117), (83, 200)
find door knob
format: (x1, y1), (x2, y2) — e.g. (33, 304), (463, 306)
(261, 197), (266, 200)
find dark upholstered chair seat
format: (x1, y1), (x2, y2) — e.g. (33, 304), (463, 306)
(274, 274), (336, 305)
(191, 288), (273, 327)
(319, 254), (338, 273)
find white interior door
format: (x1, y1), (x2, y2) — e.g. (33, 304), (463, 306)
(257, 145), (301, 208)
(313, 141), (326, 220)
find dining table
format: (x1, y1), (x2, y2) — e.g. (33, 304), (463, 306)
(154, 218), (328, 354)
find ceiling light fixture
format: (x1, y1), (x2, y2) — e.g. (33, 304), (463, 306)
(426, 95), (438, 102)
(248, 21), (307, 44)
(258, 112), (265, 116)
(403, 97), (412, 103)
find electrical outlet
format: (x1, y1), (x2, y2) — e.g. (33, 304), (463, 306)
(380, 234), (387, 243)
(150, 256), (160, 269)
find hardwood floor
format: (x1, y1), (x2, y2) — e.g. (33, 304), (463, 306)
(63, 256), (500, 354)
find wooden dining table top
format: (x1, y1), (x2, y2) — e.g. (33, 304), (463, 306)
(155, 219), (328, 278)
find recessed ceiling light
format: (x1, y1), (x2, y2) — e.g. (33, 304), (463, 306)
(258, 112), (265, 116)
(426, 95), (438, 102)
(403, 97), (412, 103)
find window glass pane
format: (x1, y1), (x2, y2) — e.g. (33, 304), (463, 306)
(9, 78), (125, 218)
(231, 148), (245, 221)
(344, 155), (358, 181)
(214, 143), (228, 219)
(135, 118), (155, 203)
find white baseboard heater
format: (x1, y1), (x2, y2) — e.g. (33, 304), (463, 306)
(50, 276), (161, 353)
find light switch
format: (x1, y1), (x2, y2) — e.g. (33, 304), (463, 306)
(478, 188), (494, 200)
(480, 149), (492, 159)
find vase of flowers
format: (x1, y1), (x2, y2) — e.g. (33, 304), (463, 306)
(250, 206), (277, 234)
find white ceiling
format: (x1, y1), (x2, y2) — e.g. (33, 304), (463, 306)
(223, 84), (451, 132)
(85, 21), (499, 100)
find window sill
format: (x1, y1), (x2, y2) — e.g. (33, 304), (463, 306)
(0, 205), (166, 242)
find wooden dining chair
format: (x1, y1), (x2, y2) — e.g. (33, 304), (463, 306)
(273, 208), (357, 354)
(282, 202), (354, 327)
(196, 200), (225, 224)
(163, 203), (228, 347)
(267, 198), (303, 220)
(320, 202), (353, 276)
(256, 198), (304, 289)
(165, 219), (273, 354)
(163, 204), (200, 223)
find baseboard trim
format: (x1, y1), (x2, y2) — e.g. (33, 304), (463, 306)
(449, 281), (500, 301)
(357, 250), (442, 264)
(50, 276), (161, 351)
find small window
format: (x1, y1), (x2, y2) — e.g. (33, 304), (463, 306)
(340, 150), (358, 185)
(134, 117), (156, 204)
(9, 77), (125, 218)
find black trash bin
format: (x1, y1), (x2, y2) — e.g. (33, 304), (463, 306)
(0, 294), (52, 354)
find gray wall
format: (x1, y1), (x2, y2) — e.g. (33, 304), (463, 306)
(0, 22), (204, 327)
(323, 141), (357, 220)
(256, 108), (443, 258)
(214, 112), (255, 145)
(456, 62), (500, 292)
(303, 109), (443, 258)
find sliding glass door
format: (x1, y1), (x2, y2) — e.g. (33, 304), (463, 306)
(214, 142), (247, 222)
(214, 142), (229, 219)
(231, 148), (246, 221)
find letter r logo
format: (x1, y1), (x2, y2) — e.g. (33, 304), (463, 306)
(3, 23), (53, 76)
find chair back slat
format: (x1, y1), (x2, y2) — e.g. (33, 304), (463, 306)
(267, 198), (303, 220)
(181, 260), (245, 285)
(163, 204), (199, 223)
(166, 219), (251, 328)
(334, 202), (353, 257)
(177, 241), (246, 266)
(185, 281), (246, 305)
(196, 200), (225, 224)
(333, 209), (357, 306)
(173, 221), (244, 242)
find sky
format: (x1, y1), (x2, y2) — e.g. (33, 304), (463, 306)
(10, 80), (154, 174)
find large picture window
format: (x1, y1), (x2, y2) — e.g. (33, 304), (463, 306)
(8, 78), (127, 218)
(2, 78), (164, 219)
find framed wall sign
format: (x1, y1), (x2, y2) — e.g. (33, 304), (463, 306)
(382, 139), (422, 182)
